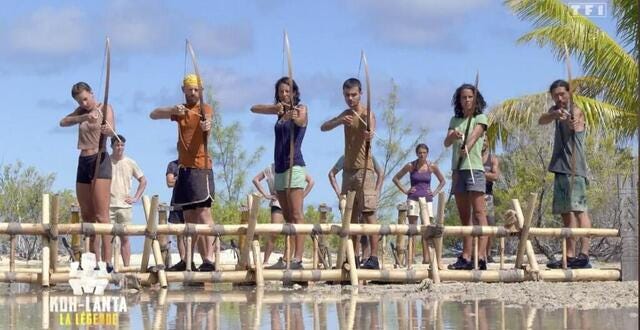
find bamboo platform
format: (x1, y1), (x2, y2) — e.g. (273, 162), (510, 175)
(0, 191), (626, 289)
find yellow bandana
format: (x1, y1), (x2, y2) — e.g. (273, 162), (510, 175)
(183, 74), (203, 87)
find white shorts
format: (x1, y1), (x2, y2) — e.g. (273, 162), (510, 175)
(407, 198), (433, 222)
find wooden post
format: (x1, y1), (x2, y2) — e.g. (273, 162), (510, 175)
(70, 204), (81, 263)
(41, 194), (50, 287)
(435, 191), (445, 270)
(346, 238), (358, 286)
(140, 195), (158, 273)
(214, 235), (221, 271)
(238, 203), (249, 264)
(620, 219), (638, 280)
(336, 191), (356, 269)
(50, 194), (59, 273)
(318, 203), (331, 269)
(9, 235), (15, 272)
(525, 240), (540, 277)
(418, 197), (432, 265)
(473, 237), (479, 270)
(186, 236), (193, 272)
(240, 194), (261, 269)
(152, 239), (168, 287)
(113, 236), (121, 272)
(252, 240), (264, 287)
(312, 235), (319, 270)
(429, 246), (440, 284)
(499, 237), (505, 270)
(396, 203), (408, 268)
(158, 203), (171, 266)
(513, 193), (537, 269)
(562, 238), (568, 269)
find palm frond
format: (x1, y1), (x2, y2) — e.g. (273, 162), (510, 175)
(611, 0), (639, 53)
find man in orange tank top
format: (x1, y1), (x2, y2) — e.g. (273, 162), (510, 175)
(150, 74), (216, 272)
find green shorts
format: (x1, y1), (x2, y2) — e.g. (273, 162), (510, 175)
(275, 166), (307, 191)
(552, 173), (588, 214)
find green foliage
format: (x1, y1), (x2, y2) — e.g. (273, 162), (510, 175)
(374, 79), (430, 220)
(206, 90), (265, 204)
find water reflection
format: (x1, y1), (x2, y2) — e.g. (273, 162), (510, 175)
(0, 284), (636, 329)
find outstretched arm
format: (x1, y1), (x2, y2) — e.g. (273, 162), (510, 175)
(150, 104), (185, 120)
(320, 110), (350, 131)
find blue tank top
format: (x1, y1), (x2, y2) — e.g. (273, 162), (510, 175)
(274, 117), (306, 173)
(408, 160), (433, 202)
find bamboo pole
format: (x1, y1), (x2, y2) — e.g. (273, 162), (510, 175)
(312, 235), (319, 270)
(396, 203), (408, 267)
(381, 235), (387, 270)
(18, 222), (616, 238)
(336, 191), (356, 268)
(418, 197), (432, 266)
(214, 235), (221, 272)
(238, 203), (249, 265)
(562, 238), (568, 269)
(429, 246), (440, 283)
(9, 235), (15, 272)
(514, 194), (538, 269)
(346, 238), (359, 286)
(50, 194), (59, 273)
(499, 237), (505, 270)
(240, 194), (261, 269)
(113, 236), (121, 272)
(186, 236), (193, 273)
(317, 203), (330, 269)
(70, 204), (81, 262)
(435, 191), (445, 270)
(152, 239), (168, 288)
(473, 237), (479, 270)
(140, 195), (152, 272)
(252, 240), (264, 287)
(158, 203), (171, 266)
(526, 240), (540, 277)
(41, 194), (50, 287)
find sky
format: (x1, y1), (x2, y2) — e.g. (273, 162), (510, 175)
(0, 0), (619, 226)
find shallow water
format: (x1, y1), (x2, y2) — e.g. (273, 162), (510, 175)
(0, 284), (637, 329)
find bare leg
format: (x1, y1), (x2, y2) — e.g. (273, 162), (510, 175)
(264, 210), (284, 263)
(184, 207), (214, 263)
(120, 235), (131, 266)
(76, 183), (97, 258)
(454, 192), (473, 260)
(177, 236), (185, 260)
(561, 213), (577, 258)
(93, 178), (113, 264)
(470, 192), (488, 259)
(575, 211), (592, 255)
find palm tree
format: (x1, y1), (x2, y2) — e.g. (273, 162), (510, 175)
(487, 0), (638, 145)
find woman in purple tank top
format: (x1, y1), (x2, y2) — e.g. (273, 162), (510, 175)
(392, 144), (445, 266)
(250, 77), (309, 269)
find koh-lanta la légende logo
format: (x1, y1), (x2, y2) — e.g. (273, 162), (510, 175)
(49, 253), (127, 326)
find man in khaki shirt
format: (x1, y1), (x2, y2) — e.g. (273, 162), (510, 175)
(110, 134), (147, 267)
(321, 78), (380, 269)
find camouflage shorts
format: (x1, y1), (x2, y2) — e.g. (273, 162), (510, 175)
(552, 173), (588, 214)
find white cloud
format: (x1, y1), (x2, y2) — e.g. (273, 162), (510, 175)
(2, 6), (91, 56)
(189, 22), (253, 57)
(347, 0), (491, 48)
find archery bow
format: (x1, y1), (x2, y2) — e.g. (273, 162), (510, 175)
(92, 37), (111, 187)
(185, 39), (210, 166)
(284, 31), (295, 194)
(563, 43), (577, 192)
(360, 50), (372, 200)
